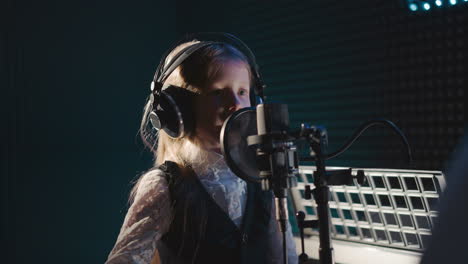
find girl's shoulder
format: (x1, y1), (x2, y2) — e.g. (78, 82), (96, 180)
(106, 167), (173, 263)
(132, 167), (170, 205)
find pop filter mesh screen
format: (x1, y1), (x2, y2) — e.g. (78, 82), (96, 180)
(221, 108), (260, 181)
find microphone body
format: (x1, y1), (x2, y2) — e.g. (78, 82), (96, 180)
(253, 103), (298, 196)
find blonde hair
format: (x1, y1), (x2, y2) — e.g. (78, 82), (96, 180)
(130, 40), (252, 202)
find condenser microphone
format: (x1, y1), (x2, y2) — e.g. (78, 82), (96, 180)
(220, 103), (299, 194)
(221, 103), (299, 264)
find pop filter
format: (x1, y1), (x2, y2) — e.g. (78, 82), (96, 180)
(220, 107), (262, 182)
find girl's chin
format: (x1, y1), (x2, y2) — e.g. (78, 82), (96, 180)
(196, 136), (221, 153)
(210, 147), (222, 154)
(205, 139), (221, 153)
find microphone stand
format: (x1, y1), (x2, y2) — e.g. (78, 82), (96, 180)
(302, 125), (334, 264)
(256, 140), (298, 264)
(253, 123), (337, 264)
(295, 118), (410, 264)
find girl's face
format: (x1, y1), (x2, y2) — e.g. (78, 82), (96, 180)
(194, 60), (251, 153)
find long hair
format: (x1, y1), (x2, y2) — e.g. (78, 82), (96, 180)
(130, 40), (252, 202)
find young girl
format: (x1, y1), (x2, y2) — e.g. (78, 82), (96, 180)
(106, 34), (297, 264)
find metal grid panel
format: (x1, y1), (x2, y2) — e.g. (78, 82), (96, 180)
(291, 166), (445, 251)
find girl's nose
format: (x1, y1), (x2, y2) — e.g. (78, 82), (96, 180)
(225, 90), (243, 113)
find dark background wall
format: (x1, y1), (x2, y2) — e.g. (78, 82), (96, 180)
(5, 0), (177, 263)
(4, 0), (467, 263)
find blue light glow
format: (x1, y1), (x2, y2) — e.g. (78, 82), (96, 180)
(406, 0), (465, 12)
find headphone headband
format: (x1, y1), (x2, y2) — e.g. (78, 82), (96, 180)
(152, 32), (265, 99)
(157, 41), (220, 84)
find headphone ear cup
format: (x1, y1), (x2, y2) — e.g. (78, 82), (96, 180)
(149, 110), (163, 130)
(150, 85), (196, 138)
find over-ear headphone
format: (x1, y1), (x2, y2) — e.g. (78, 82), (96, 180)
(148, 32), (265, 139)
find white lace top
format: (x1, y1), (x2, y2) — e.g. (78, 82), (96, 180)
(106, 153), (297, 264)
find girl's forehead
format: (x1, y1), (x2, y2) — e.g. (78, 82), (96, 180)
(207, 60), (251, 84)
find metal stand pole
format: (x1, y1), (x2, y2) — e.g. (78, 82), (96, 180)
(309, 127), (334, 264)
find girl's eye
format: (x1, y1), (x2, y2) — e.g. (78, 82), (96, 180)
(239, 89), (248, 96)
(211, 89), (223, 96)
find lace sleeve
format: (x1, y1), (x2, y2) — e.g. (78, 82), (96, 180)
(105, 169), (172, 264)
(268, 197), (298, 264)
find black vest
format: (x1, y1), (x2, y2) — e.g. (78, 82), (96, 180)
(157, 161), (273, 264)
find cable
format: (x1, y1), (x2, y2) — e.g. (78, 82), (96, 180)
(325, 118), (413, 165)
